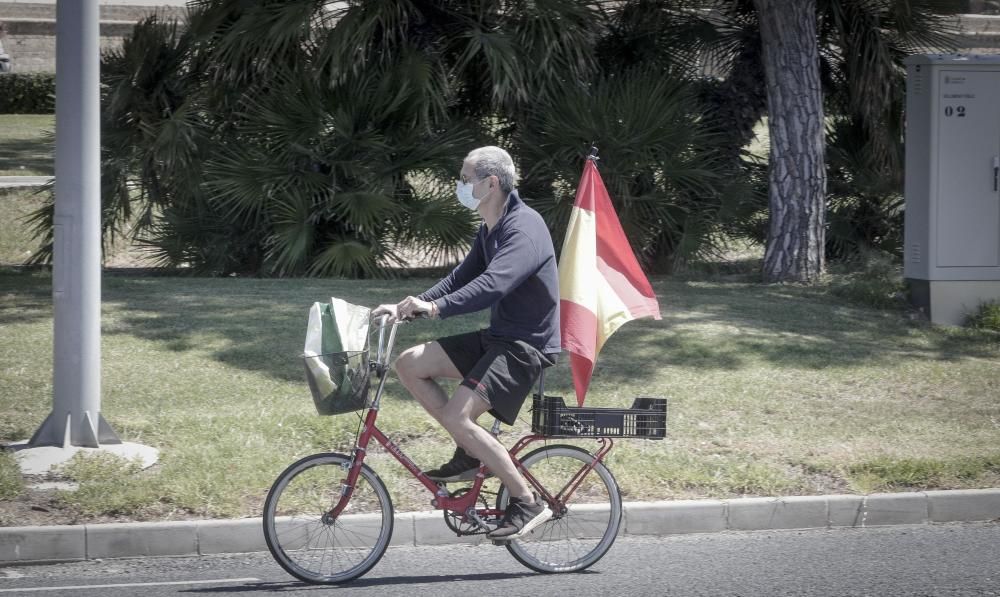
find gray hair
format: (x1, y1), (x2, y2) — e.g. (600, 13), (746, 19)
(466, 146), (518, 194)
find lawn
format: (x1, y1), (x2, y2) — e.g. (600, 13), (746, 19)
(0, 113), (54, 269)
(1, 112), (998, 526)
(0, 188), (47, 266)
(0, 114), (54, 176)
(1, 268), (998, 526)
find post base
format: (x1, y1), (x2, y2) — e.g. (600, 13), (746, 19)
(27, 410), (122, 449)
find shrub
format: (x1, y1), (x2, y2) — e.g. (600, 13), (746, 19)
(827, 250), (906, 310)
(967, 301), (1000, 332)
(0, 73), (55, 114)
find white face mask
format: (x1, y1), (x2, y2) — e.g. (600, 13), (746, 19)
(456, 180), (481, 210)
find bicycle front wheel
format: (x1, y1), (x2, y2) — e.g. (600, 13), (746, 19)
(498, 444), (623, 573)
(263, 453), (393, 584)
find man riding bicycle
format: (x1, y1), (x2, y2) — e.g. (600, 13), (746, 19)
(372, 146), (560, 541)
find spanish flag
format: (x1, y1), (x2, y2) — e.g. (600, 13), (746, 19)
(559, 157), (661, 405)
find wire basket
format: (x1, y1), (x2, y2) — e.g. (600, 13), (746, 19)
(531, 395), (667, 439)
(303, 350), (372, 416)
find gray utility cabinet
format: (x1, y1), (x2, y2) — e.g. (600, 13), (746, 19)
(904, 54), (1000, 325)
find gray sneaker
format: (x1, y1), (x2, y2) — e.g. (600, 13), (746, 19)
(488, 494), (552, 541)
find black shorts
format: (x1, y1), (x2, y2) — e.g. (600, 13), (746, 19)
(437, 330), (556, 425)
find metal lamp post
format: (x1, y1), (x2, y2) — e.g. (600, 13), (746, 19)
(28, 0), (121, 449)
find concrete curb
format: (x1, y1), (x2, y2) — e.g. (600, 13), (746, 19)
(2, 489), (998, 565)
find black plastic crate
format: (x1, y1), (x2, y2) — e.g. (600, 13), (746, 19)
(531, 395), (667, 439)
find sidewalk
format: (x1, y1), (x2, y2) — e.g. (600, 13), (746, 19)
(0, 176), (52, 189)
(2, 489), (998, 564)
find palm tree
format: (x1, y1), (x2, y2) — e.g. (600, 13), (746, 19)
(819, 0), (959, 261)
(95, 0), (615, 276)
(513, 66), (756, 273)
(56, 0), (743, 276)
(31, 0), (952, 279)
(753, 0), (827, 283)
(674, 0), (958, 281)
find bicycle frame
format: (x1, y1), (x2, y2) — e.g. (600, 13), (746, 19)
(326, 317), (615, 529)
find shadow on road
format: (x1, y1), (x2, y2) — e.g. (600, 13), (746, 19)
(181, 570), (561, 592)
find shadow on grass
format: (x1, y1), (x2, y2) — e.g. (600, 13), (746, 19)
(0, 137), (53, 176)
(0, 269), (52, 327)
(2, 272), (997, 386)
(595, 280), (1000, 383)
(98, 277), (450, 384)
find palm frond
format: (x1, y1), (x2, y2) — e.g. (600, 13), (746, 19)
(393, 177), (478, 264)
(203, 146), (297, 225)
(266, 193), (316, 276)
(308, 237), (382, 278)
(24, 186), (55, 266)
(192, 0), (322, 86)
(326, 192), (396, 232)
(451, 26), (525, 104)
(515, 65), (739, 270)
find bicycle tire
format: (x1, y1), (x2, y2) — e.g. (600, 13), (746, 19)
(497, 444), (623, 573)
(263, 452), (393, 584)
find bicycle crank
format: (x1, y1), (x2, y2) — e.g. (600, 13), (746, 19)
(442, 487), (493, 535)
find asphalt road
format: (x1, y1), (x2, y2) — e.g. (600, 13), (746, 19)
(1, 523), (998, 596)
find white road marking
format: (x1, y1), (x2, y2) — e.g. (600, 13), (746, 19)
(0, 577), (261, 593)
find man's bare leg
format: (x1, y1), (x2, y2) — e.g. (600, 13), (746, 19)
(395, 341), (531, 498)
(439, 389), (532, 501)
(394, 341), (462, 424)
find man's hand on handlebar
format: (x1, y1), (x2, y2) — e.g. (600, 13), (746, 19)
(398, 296), (436, 320)
(372, 296), (436, 323)
(371, 303), (400, 322)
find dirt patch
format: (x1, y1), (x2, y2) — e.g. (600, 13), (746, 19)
(0, 481), (221, 528)
(0, 487), (68, 527)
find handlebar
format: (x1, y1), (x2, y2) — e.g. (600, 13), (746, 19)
(373, 314), (391, 372)
(370, 310), (430, 375)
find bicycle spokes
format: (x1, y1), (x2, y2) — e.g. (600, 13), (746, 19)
(499, 444), (622, 574)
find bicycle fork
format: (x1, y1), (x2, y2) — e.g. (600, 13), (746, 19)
(324, 408), (382, 522)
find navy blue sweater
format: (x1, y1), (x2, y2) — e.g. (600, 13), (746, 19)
(419, 191), (561, 355)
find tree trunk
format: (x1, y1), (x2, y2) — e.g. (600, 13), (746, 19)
(754, 0), (826, 283)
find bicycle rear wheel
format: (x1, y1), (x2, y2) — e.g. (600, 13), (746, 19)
(498, 444), (622, 573)
(263, 453), (393, 584)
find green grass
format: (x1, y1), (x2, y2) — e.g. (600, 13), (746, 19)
(1, 269), (999, 524)
(0, 451), (23, 501)
(844, 455), (1000, 494)
(0, 114), (54, 176)
(826, 250), (907, 311)
(1, 116), (997, 522)
(53, 452), (161, 518)
(0, 188), (47, 265)
(968, 301), (1000, 332)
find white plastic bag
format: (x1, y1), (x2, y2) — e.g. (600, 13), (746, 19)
(303, 298), (371, 415)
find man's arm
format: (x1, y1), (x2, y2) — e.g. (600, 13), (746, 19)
(430, 228), (540, 319)
(383, 232), (485, 321)
(418, 233), (485, 302)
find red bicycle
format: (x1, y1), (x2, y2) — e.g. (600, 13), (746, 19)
(262, 315), (665, 584)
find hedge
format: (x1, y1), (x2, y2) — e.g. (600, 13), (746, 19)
(0, 73), (55, 114)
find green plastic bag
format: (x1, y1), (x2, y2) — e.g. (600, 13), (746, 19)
(303, 298), (371, 416)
